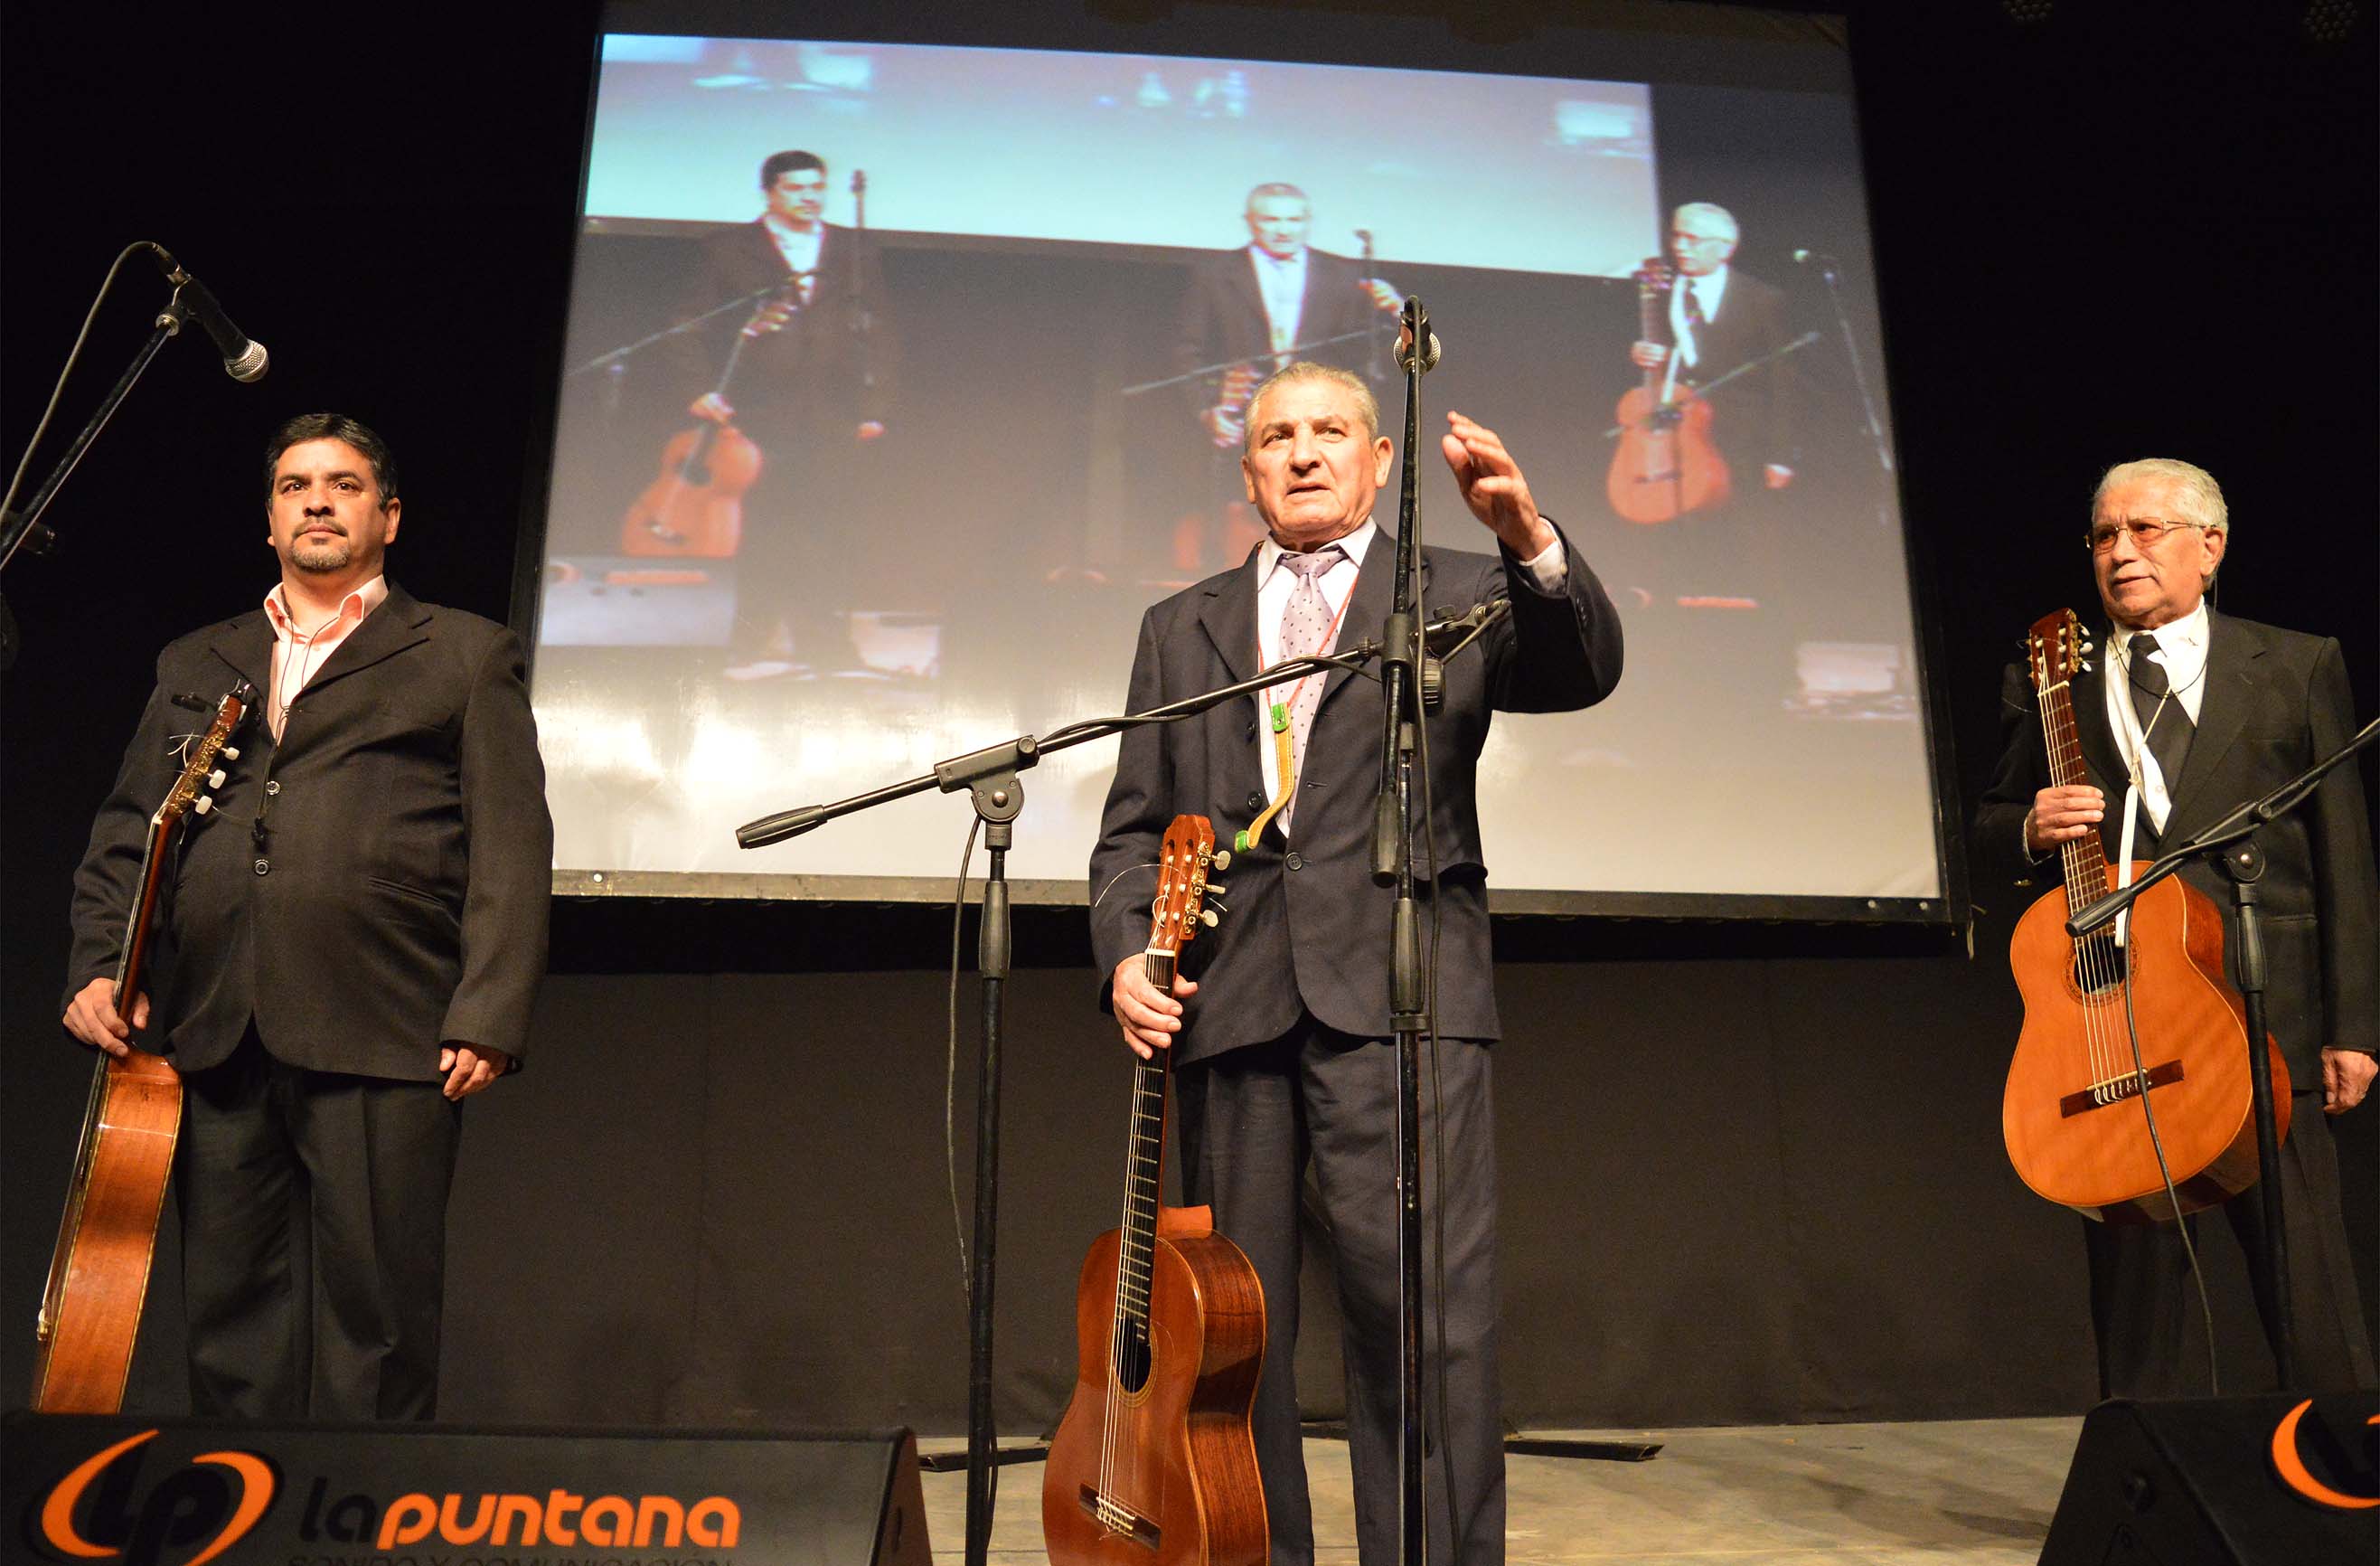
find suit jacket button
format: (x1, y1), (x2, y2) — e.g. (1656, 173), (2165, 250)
(1285, 851), (1303, 872)
(253, 857), (271, 876)
(1246, 791), (1264, 811)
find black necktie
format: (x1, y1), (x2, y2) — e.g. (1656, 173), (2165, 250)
(2127, 633), (2194, 797)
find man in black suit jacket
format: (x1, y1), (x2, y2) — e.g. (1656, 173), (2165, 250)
(1168, 184), (1401, 572)
(672, 148), (896, 675)
(1975, 457), (2377, 1396)
(1091, 362), (1623, 1563)
(1629, 201), (1796, 486)
(63, 412), (552, 1420)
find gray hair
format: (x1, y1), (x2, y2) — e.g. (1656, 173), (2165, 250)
(2093, 458), (2227, 535)
(2095, 457), (2228, 589)
(1246, 182), (1309, 211)
(1671, 202), (1739, 242)
(1243, 362), (1380, 452)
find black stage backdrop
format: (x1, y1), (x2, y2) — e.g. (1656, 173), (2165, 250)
(4, 2), (2373, 1430)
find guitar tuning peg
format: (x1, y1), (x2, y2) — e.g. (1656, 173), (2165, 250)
(1204, 882), (1227, 897)
(2080, 641), (2095, 655)
(220, 745), (240, 761)
(1200, 909), (1220, 928)
(193, 797), (213, 816)
(1211, 849), (1232, 871)
(208, 769), (227, 788)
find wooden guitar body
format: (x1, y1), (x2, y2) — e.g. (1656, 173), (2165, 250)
(620, 423), (757, 558)
(1043, 1211), (1268, 1565)
(35, 681), (250, 1411)
(1605, 382), (1729, 524)
(32, 1050), (182, 1412)
(2006, 863), (2291, 1222)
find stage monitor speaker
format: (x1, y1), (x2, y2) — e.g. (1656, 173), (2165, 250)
(1, 1413), (931, 1565)
(2037, 1394), (2377, 1565)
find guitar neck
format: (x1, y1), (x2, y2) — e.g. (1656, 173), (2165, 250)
(1114, 950), (1178, 1334)
(1637, 274), (1666, 394)
(2038, 672), (2113, 908)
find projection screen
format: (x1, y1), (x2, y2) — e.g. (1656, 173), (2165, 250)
(527, 3), (1951, 919)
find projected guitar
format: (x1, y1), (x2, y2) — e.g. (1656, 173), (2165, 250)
(2000, 608), (2290, 1222)
(1043, 815), (1267, 1566)
(621, 288), (797, 558)
(1606, 256), (1730, 524)
(35, 680), (253, 1411)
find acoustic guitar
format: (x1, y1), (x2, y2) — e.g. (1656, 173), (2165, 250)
(1043, 815), (1268, 1565)
(34, 680), (253, 1410)
(2001, 609), (2291, 1222)
(1605, 256), (1729, 524)
(620, 289), (797, 558)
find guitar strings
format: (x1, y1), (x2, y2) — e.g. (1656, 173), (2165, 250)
(2045, 676), (2126, 1099)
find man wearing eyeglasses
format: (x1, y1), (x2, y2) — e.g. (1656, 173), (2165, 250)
(1974, 457), (2377, 1397)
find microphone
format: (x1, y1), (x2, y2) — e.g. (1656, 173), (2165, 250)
(149, 248), (268, 382)
(1395, 297), (1440, 373)
(1395, 327), (1442, 373)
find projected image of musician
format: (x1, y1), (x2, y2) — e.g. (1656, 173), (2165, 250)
(1974, 458), (2378, 1398)
(1170, 183), (1401, 570)
(1616, 201), (1796, 521)
(1091, 362), (1623, 1563)
(663, 148), (898, 679)
(57, 414), (551, 1420)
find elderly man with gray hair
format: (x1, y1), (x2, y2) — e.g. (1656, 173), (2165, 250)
(1974, 456), (2378, 1397)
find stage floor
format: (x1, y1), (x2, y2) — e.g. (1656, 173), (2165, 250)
(919, 1415), (2083, 1562)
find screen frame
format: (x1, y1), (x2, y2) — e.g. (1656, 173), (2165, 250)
(513, 0), (1971, 930)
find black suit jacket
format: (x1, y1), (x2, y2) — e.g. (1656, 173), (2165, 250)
(65, 584), (553, 1080)
(1090, 528), (1623, 1061)
(672, 219), (895, 433)
(1656, 266), (1795, 471)
(1974, 609), (2379, 1081)
(1174, 246), (1388, 420)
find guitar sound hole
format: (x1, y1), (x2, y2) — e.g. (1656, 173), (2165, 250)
(2070, 934), (2127, 1000)
(1115, 1320), (1152, 1394)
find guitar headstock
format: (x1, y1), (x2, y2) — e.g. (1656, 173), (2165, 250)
(743, 288), (802, 338)
(2025, 608), (2093, 693)
(163, 680), (255, 826)
(1148, 814), (1229, 961)
(1633, 256), (1675, 297)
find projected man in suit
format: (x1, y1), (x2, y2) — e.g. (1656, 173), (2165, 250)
(1091, 362), (1623, 1563)
(675, 148), (897, 677)
(1629, 201), (1796, 490)
(1169, 184), (1403, 571)
(1974, 457), (2377, 1396)
(61, 412), (552, 1420)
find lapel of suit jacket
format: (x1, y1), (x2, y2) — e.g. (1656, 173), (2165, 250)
(208, 611), (274, 697)
(2067, 654), (2127, 799)
(300, 583), (432, 696)
(1318, 532), (1419, 715)
(2164, 610), (2257, 831)
(1228, 248), (1270, 344)
(1198, 547), (1262, 687)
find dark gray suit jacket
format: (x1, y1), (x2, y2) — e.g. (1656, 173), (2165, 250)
(66, 583), (552, 1080)
(1174, 246), (1388, 420)
(1974, 609), (2378, 1082)
(1089, 528), (1623, 1061)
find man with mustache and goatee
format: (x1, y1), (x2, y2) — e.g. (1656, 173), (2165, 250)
(61, 411), (551, 1420)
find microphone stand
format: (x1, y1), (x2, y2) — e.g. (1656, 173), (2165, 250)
(734, 617), (1500, 1566)
(3, 245), (232, 669)
(2064, 711), (2380, 1388)
(1369, 296), (1432, 1566)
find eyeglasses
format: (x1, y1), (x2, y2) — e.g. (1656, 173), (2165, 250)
(2085, 517), (2210, 554)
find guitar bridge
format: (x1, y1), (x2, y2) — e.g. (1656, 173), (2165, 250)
(1077, 1484), (1162, 1551)
(2057, 1060), (2184, 1118)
